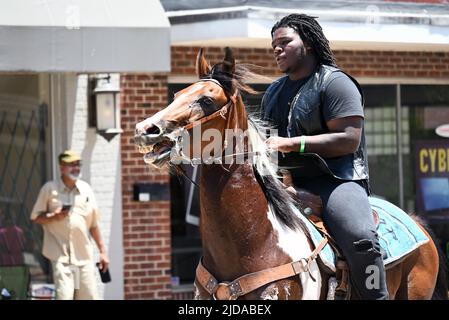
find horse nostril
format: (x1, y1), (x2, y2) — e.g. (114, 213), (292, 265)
(134, 123), (166, 148)
(146, 125), (161, 136)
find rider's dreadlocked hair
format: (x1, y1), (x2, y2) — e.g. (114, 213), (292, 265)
(271, 14), (337, 67)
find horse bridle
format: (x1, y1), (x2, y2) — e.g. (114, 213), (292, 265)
(182, 78), (237, 131)
(137, 78), (261, 168)
(169, 79), (263, 166)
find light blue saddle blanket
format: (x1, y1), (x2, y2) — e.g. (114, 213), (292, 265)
(297, 196), (429, 273)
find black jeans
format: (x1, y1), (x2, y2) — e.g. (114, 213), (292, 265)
(294, 175), (389, 300)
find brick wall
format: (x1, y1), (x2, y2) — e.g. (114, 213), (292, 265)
(172, 46), (449, 79)
(121, 45), (449, 300)
(171, 47), (282, 76)
(120, 74), (172, 299)
(336, 51), (449, 78)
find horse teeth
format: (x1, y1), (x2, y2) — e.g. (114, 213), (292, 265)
(139, 146), (152, 154)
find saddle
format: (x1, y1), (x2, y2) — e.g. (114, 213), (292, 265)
(282, 172), (380, 299)
(282, 170), (380, 227)
(286, 186), (380, 227)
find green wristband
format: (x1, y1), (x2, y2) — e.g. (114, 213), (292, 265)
(299, 135), (306, 153)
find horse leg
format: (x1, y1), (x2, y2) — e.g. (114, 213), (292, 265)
(385, 221), (442, 300)
(401, 225), (439, 300)
(386, 250), (419, 300)
(385, 262), (405, 300)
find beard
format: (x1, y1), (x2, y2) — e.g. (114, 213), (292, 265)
(68, 172), (82, 180)
(282, 46), (308, 75)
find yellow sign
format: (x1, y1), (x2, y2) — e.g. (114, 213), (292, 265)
(419, 148), (449, 173)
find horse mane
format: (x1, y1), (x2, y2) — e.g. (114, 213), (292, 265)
(206, 61), (309, 232)
(205, 61), (269, 95)
(248, 116), (309, 232)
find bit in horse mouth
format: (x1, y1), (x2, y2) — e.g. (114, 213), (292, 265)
(142, 140), (174, 166)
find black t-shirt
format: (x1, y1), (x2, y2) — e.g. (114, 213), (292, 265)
(269, 71), (363, 137)
(266, 71), (364, 178)
(269, 77), (309, 137)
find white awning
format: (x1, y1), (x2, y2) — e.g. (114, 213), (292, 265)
(0, 0), (170, 72)
(166, 5), (449, 52)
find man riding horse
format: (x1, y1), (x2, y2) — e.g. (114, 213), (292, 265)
(134, 19), (444, 299)
(263, 13), (389, 299)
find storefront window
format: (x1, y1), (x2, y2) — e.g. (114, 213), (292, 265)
(402, 85), (449, 256)
(402, 85), (449, 216)
(362, 85), (403, 205)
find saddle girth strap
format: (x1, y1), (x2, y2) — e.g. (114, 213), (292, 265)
(196, 237), (329, 300)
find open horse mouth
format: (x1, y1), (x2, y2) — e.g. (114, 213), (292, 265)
(144, 139), (174, 167)
(135, 135), (175, 168)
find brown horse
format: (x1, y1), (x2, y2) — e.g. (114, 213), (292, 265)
(134, 47), (447, 300)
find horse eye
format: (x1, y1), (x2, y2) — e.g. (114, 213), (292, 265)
(200, 96), (215, 106)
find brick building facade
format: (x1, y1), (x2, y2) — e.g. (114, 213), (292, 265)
(120, 74), (171, 299)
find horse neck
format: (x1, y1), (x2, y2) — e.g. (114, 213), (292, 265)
(199, 97), (258, 245)
(199, 160), (273, 271)
(199, 97), (287, 276)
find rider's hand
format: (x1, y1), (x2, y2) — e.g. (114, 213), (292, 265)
(266, 136), (295, 153)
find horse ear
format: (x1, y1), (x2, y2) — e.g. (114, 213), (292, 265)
(223, 47), (235, 75)
(196, 48), (211, 78)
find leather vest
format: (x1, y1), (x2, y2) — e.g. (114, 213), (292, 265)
(261, 64), (369, 182)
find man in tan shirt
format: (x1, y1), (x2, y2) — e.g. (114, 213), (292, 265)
(31, 150), (109, 300)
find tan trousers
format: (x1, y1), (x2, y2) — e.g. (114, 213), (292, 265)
(52, 261), (99, 300)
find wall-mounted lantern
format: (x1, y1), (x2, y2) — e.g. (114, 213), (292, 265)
(89, 74), (122, 140)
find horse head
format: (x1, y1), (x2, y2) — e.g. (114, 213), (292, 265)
(134, 47), (245, 168)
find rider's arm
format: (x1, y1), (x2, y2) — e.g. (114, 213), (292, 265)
(266, 73), (363, 157)
(276, 116), (362, 157)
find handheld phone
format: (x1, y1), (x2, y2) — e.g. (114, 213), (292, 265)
(62, 204), (72, 211)
(96, 263), (111, 283)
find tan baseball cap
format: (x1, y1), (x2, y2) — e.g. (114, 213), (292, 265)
(58, 150), (81, 163)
